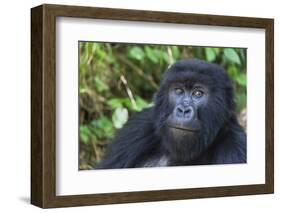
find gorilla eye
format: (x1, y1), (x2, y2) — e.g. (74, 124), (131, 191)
(192, 89), (204, 98)
(174, 88), (184, 95)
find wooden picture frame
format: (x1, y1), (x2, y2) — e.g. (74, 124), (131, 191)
(31, 4), (274, 208)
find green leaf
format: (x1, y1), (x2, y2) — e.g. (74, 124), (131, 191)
(128, 47), (145, 61)
(236, 73), (247, 86)
(135, 96), (150, 111)
(223, 48), (241, 65)
(162, 52), (171, 64)
(205, 48), (216, 62)
(94, 77), (109, 92)
(106, 98), (123, 109)
(91, 116), (115, 139)
(100, 117), (114, 139)
(80, 125), (91, 144)
(227, 65), (239, 79)
(213, 48), (220, 54)
(122, 98), (135, 111)
(92, 127), (103, 139)
(87, 43), (94, 58)
(171, 46), (180, 59)
(112, 107), (128, 129)
(145, 47), (158, 63)
(92, 116), (111, 129)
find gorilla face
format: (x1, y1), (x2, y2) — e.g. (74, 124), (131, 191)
(166, 82), (209, 136)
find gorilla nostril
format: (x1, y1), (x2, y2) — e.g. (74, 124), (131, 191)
(178, 108), (183, 113)
(176, 105), (194, 118)
(184, 108), (191, 117)
(176, 107), (184, 117)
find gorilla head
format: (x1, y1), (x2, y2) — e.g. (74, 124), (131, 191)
(154, 60), (236, 164)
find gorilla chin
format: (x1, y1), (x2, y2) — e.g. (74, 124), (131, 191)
(164, 124), (203, 164)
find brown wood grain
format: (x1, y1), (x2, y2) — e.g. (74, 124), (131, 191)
(31, 5), (43, 207)
(31, 4), (274, 208)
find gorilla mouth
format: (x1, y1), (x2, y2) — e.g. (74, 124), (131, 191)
(168, 125), (199, 132)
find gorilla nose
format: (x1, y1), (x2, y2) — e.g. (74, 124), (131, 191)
(176, 105), (195, 119)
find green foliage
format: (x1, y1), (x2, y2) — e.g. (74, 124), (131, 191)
(91, 116), (115, 140)
(128, 47), (145, 61)
(223, 48), (241, 65)
(94, 76), (109, 92)
(205, 48), (217, 62)
(80, 125), (92, 145)
(112, 107), (129, 129)
(79, 43), (247, 169)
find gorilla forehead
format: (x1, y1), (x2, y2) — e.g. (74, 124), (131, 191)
(162, 59), (229, 88)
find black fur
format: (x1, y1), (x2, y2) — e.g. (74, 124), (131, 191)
(97, 59), (246, 169)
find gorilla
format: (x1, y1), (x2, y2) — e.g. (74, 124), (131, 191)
(96, 59), (246, 169)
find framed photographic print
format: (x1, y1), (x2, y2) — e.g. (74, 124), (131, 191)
(31, 4), (274, 208)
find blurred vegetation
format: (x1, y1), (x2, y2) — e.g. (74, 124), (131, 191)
(79, 42), (247, 170)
